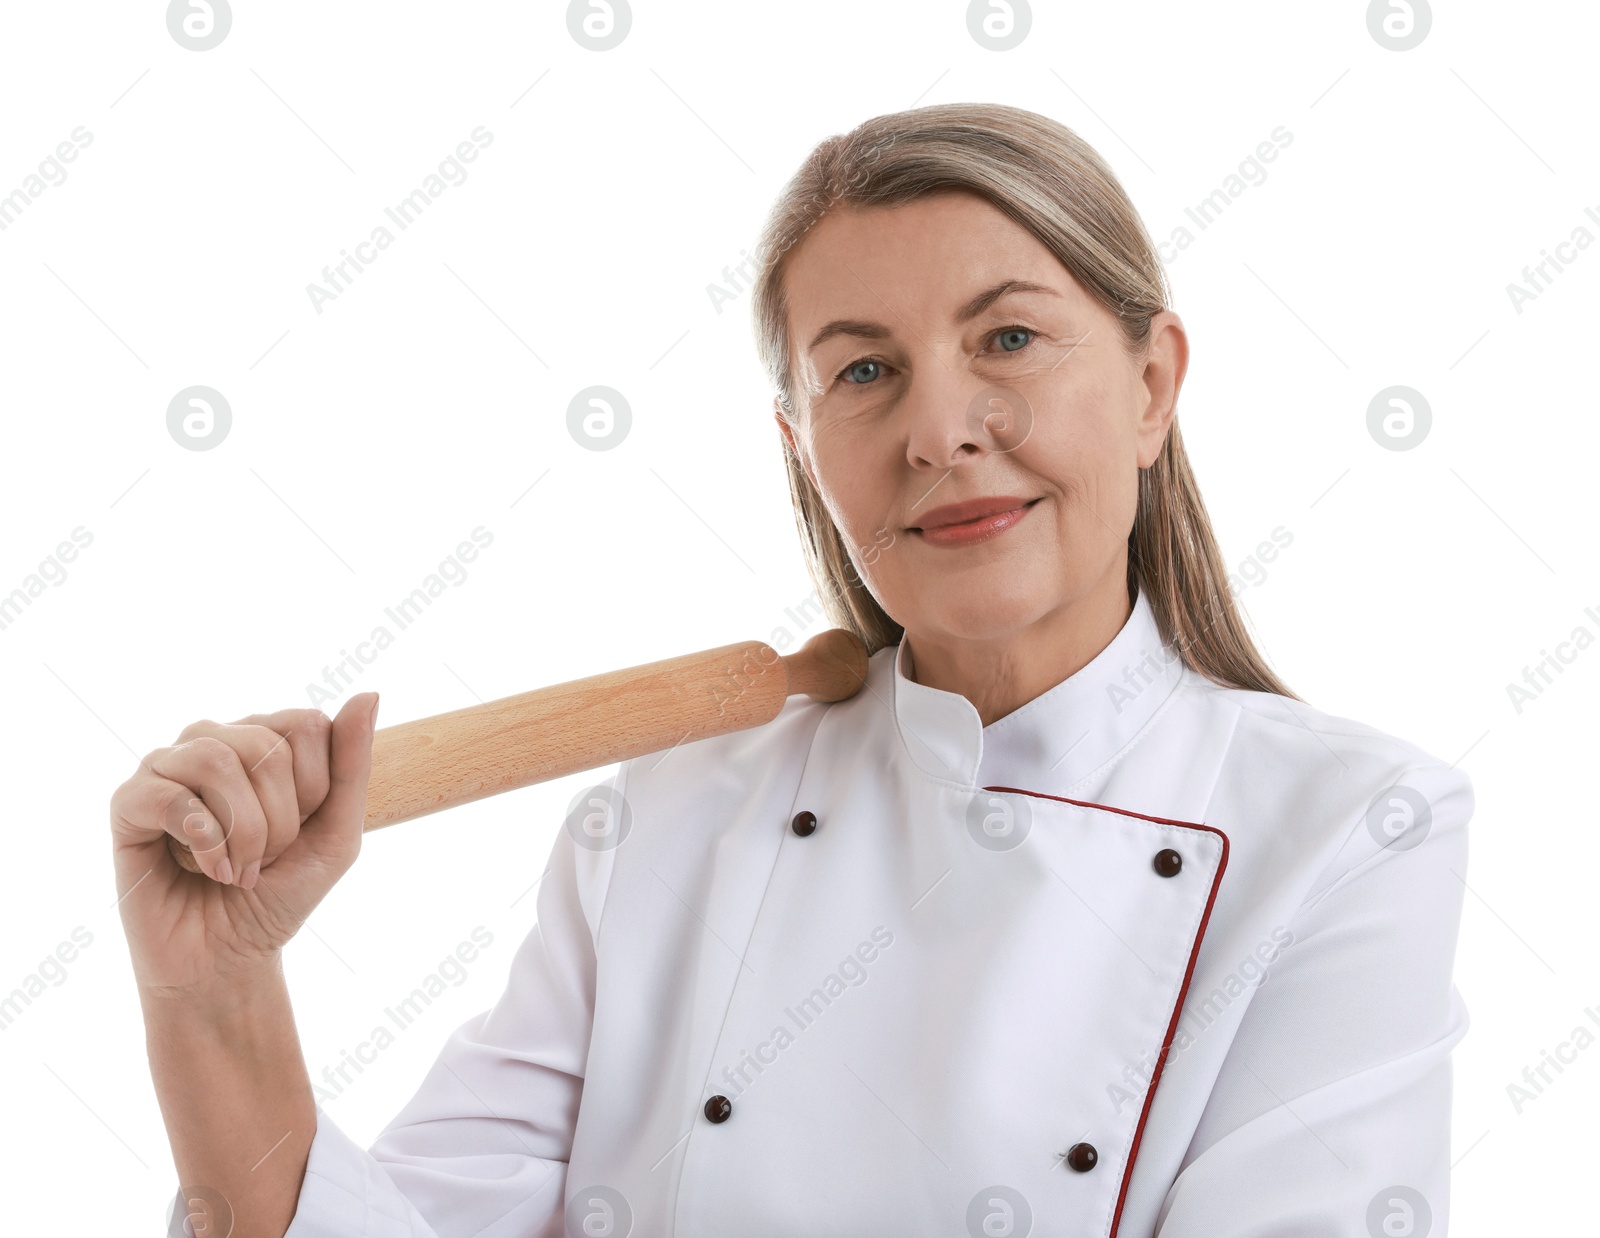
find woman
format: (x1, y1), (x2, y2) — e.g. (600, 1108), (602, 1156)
(116, 102), (1471, 1237)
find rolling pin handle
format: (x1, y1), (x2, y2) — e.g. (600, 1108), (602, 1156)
(783, 628), (870, 702)
(166, 833), (205, 874)
(160, 628), (871, 878)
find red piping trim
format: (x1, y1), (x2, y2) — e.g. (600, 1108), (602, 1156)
(982, 786), (1230, 1238)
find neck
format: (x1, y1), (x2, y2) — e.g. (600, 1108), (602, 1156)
(901, 566), (1134, 727)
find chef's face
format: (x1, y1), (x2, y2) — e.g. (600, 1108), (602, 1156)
(776, 189), (1184, 646)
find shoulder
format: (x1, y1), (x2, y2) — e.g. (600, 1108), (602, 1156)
(607, 655), (854, 832)
(1176, 670), (1474, 881)
(619, 642), (898, 794)
(572, 659), (854, 935)
(1209, 673), (1463, 774)
(557, 685), (836, 942)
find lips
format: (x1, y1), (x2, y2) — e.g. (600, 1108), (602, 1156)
(910, 495), (1037, 531)
(907, 495), (1042, 548)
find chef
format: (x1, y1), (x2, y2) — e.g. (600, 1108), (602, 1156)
(281, 573), (1471, 1236)
(121, 101), (1471, 1238)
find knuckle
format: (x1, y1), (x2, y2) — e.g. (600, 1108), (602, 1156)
(252, 733), (293, 772)
(107, 778), (137, 821)
(156, 781), (208, 832)
(176, 717), (218, 742)
(230, 813), (268, 850)
(186, 735), (237, 774)
(298, 711), (334, 743)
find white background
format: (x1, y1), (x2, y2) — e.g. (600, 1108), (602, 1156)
(0, 1), (1594, 1233)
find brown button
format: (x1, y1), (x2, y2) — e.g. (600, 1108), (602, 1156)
(1153, 848), (1182, 877)
(791, 810), (817, 837)
(704, 1095), (732, 1123)
(1064, 1142), (1098, 1172)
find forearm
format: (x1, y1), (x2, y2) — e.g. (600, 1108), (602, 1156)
(141, 957), (316, 1238)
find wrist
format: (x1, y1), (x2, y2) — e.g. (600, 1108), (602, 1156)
(137, 953), (288, 1019)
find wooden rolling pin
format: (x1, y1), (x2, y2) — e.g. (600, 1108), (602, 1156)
(166, 628), (869, 873)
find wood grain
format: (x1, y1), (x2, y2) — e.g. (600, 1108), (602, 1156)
(165, 628), (868, 874)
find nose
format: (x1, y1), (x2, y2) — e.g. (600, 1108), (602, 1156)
(903, 365), (988, 471)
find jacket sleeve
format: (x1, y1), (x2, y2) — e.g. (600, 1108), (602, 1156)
(1155, 758), (1473, 1237)
(283, 771), (622, 1238)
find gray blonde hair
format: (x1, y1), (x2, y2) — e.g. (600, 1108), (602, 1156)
(749, 101), (1296, 700)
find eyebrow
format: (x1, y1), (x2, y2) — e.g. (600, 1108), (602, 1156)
(805, 279), (1063, 353)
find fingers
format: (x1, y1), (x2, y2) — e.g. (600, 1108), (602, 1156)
(111, 740), (253, 887)
(167, 721), (299, 888)
(325, 692), (379, 821)
(158, 778), (228, 880)
(110, 694), (378, 892)
(144, 737), (266, 886)
(169, 707), (351, 885)
(297, 693), (379, 872)
(215, 708), (340, 873)
(226, 707), (334, 829)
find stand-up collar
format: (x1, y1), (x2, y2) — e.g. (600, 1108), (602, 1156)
(890, 587), (1186, 792)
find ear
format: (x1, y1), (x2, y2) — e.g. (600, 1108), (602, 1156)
(1135, 311), (1187, 469)
(774, 399), (820, 491)
(773, 398), (794, 451)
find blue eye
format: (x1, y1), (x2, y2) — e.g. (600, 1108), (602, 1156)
(834, 325), (1036, 387)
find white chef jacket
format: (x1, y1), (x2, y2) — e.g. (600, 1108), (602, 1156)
(284, 586), (1472, 1237)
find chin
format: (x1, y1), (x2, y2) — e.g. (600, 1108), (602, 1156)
(908, 582), (1058, 645)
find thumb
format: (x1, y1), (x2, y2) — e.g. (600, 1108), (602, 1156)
(303, 691), (379, 863)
